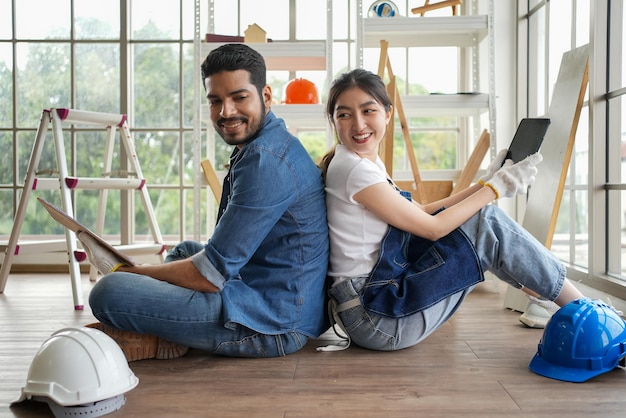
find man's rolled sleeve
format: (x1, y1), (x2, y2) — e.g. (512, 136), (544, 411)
(191, 250), (226, 290)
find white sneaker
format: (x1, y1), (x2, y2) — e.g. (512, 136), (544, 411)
(519, 296), (559, 329)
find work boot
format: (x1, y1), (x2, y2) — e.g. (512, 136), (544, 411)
(86, 322), (189, 362)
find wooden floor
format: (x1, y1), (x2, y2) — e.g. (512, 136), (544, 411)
(2, 274), (626, 418)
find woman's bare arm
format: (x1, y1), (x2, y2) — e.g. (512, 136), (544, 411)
(354, 182), (496, 241)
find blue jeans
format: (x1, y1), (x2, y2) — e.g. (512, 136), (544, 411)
(88, 241), (308, 357)
(329, 205), (566, 351)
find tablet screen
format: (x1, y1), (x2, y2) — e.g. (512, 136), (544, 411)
(505, 118), (551, 164)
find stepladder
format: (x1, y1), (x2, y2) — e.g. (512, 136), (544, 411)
(0, 108), (166, 310)
(376, 40), (489, 204)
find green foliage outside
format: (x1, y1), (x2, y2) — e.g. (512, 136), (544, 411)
(0, 17), (469, 241)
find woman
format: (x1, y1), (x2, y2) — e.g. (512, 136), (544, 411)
(318, 68), (585, 352)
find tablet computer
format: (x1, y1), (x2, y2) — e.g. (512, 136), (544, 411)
(37, 197), (135, 266)
(504, 118), (551, 164)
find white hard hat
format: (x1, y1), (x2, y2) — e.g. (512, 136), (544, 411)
(13, 326), (139, 417)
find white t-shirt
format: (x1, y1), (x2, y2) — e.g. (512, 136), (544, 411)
(325, 145), (389, 279)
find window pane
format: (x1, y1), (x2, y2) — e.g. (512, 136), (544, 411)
(134, 131), (181, 185)
(332, 0), (349, 39)
(0, 43), (13, 126)
(75, 0), (120, 39)
(240, 0), (289, 40)
(145, 188), (180, 238)
(75, 43), (120, 112)
(408, 48), (458, 94)
(184, 187), (212, 241)
(575, 0), (590, 46)
(573, 189), (589, 269)
(75, 130), (110, 178)
(623, 4), (626, 87)
(552, 189), (589, 269)
(333, 41), (349, 76)
(299, 130), (327, 163)
(0, 0), (11, 39)
(296, 0), (327, 39)
(21, 189), (66, 235)
(183, 131), (209, 187)
(132, 44), (180, 128)
(607, 188), (626, 278)
(0, 132), (12, 183)
(620, 189), (626, 278)
(16, 43), (71, 127)
(131, 0), (180, 40)
(0, 190), (14, 238)
(397, 129), (457, 171)
(182, 43), (195, 127)
(212, 0), (238, 35)
(16, 0), (70, 39)
(182, 0), (196, 40)
(16, 131), (36, 187)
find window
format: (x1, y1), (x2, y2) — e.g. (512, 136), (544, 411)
(523, 0), (626, 298)
(0, 0), (207, 250)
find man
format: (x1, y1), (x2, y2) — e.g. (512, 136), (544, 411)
(80, 43), (329, 361)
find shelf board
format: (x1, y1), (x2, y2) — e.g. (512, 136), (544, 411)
(363, 15), (488, 48)
(400, 93), (489, 118)
(201, 95), (487, 128)
(201, 41), (327, 71)
(272, 104), (327, 130)
(201, 104), (327, 131)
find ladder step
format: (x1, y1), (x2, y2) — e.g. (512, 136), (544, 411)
(73, 243), (166, 263)
(0, 239), (68, 255)
(54, 108), (127, 127)
(114, 243), (167, 256)
(33, 177), (145, 190)
(1, 240), (166, 257)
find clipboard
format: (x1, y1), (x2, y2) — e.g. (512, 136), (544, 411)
(37, 197), (135, 266)
(505, 118), (551, 164)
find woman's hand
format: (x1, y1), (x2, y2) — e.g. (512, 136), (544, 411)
(479, 148), (509, 184)
(484, 153), (543, 199)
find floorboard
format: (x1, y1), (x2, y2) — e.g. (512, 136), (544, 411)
(2, 274), (626, 417)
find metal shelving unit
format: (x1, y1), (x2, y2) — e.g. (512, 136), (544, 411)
(193, 0), (333, 239)
(356, 0), (496, 171)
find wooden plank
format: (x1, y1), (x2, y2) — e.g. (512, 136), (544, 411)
(452, 129), (490, 194)
(396, 180), (453, 204)
(522, 44), (589, 247)
(4, 275), (626, 417)
(200, 159), (223, 202)
(504, 44), (589, 312)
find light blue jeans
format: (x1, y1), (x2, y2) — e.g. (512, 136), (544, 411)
(328, 204), (566, 351)
(88, 241), (308, 357)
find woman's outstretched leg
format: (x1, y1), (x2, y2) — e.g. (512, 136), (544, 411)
(460, 204), (584, 305)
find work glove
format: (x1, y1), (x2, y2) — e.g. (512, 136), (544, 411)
(77, 231), (130, 275)
(478, 148), (509, 184)
(484, 153), (543, 199)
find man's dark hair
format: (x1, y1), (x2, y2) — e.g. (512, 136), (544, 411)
(201, 43), (267, 96)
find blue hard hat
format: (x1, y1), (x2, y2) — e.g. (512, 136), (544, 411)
(529, 298), (626, 382)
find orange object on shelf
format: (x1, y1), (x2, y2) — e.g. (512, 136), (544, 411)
(282, 78), (320, 104)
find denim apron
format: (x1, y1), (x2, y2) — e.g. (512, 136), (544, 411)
(361, 208), (484, 318)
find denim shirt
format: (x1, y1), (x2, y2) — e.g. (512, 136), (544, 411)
(192, 111), (329, 337)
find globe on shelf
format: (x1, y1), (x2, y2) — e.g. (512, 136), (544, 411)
(368, 0), (399, 18)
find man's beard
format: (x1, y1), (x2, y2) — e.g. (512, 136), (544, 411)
(216, 104), (267, 147)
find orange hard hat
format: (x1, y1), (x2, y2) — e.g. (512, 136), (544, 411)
(282, 78), (320, 104)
